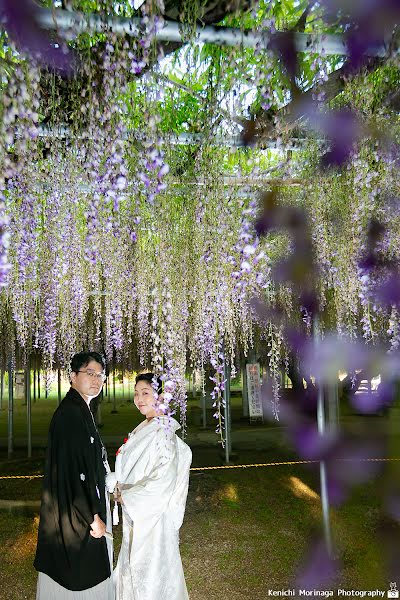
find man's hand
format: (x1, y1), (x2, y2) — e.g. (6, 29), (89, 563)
(90, 514), (106, 538)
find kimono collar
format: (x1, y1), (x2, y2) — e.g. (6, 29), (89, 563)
(64, 387), (92, 410)
(147, 416), (181, 433)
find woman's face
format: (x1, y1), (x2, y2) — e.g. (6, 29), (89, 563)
(134, 380), (159, 419)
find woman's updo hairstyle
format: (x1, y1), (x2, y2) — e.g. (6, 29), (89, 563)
(135, 372), (162, 393)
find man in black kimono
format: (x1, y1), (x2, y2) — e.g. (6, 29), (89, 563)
(34, 351), (113, 598)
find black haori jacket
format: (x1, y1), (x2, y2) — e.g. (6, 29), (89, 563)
(34, 388), (111, 591)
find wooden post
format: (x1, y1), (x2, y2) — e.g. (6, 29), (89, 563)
(26, 360), (32, 458)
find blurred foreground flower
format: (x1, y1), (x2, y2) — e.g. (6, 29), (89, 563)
(296, 538), (340, 589)
(0, 0), (75, 74)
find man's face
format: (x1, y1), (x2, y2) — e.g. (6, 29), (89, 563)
(70, 359), (105, 402)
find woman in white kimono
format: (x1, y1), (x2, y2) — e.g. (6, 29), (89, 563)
(106, 373), (192, 600)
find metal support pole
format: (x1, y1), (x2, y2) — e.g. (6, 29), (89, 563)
(8, 360), (13, 459)
(33, 366), (36, 403)
(314, 317), (333, 557)
(191, 372), (196, 399)
(57, 369), (62, 405)
(335, 379), (340, 426)
(201, 393), (207, 429)
(327, 380), (339, 432)
(0, 369), (4, 410)
(242, 361), (249, 418)
(317, 387), (333, 556)
(223, 359), (232, 464)
(97, 389), (103, 427)
(281, 368), (286, 389)
(111, 368), (117, 413)
(26, 359), (32, 459)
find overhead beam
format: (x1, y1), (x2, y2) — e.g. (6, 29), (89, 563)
(35, 125), (323, 150)
(34, 8), (389, 57)
(28, 177), (303, 195)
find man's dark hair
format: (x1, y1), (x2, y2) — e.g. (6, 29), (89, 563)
(71, 351), (106, 374)
(135, 372), (162, 392)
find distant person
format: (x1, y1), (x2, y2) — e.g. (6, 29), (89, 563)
(106, 372), (192, 600)
(34, 351), (114, 599)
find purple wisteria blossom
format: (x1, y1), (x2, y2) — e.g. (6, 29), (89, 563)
(0, 193), (10, 287)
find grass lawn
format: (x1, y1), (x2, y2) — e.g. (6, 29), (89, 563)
(0, 449), (396, 599)
(1, 393), (400, 598)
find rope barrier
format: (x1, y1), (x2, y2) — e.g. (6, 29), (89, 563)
(1, 457), (400, 479)
(0, 475), (44, 480)
(190, 460), (319, 471)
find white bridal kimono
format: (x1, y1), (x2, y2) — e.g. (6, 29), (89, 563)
(106, 417), (192, 600)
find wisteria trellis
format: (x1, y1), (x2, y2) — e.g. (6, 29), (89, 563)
(0, 1), (400, 445)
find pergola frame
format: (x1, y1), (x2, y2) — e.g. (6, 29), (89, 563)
(36, 125), (325, 151)
(35, 7), (390, 57)
(2, 7), (390, 552)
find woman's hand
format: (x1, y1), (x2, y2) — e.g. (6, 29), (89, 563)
(114, 483), (124, 505)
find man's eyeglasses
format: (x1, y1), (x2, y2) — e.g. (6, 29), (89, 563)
(77, 369), (107, 382)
